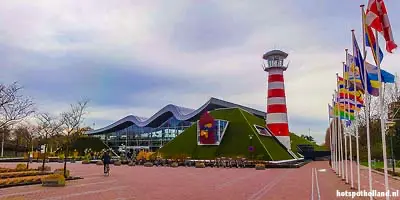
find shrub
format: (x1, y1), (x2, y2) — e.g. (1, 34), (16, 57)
(195, 162), (205, 168)
(54, 169), (70, 178)
(16, 164), (27, 171)
(38, 166), (51, 171)
(114, 161), (122, 166)
(96, 161), (103, 165)
(171, 162), (179, 168)
(255, 163), (266, 170)
(144, 162), (153, 167)
(41, 174), (65, 187)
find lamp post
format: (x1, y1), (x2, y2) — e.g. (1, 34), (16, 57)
(248, 134), (253, 160)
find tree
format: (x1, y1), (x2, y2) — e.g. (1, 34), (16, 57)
(300, 134), (314, 142)
(0, 82), (35, 157)
(60, 100), (89, 177)
(36, 113), (63, 170)
(13, 123), (39, 168)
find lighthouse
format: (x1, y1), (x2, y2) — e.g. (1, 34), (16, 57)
(262, 50), (291, 150)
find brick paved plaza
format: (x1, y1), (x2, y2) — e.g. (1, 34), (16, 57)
(0, 161), (399, 200)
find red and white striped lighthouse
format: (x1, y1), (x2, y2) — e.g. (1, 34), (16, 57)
(262, 50), (290, 149)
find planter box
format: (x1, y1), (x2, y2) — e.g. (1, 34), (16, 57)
(128, 162), (135, 166)
(144, 162), (153, 167)
(82, 160), (90, 164)
(195, 163), (205, 168)
(255, 166), (266, 170)
(38, 166), (51, 171)
(171, 162), (179, 168)
(96, 161), (103, 165)
(114, 161), (122, 166)
(42, 179), (65, 187)
(0, 176), (82, 189)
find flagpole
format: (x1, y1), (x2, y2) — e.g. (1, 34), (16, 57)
(360, 6), (373, 199)
(333, 94), (338, 174)
(329, 105), (333, 170)
(375, 27), (390, 199)
(342, 62), (349, 184)
(337, 73), (345, 181)
(345, 50), (355, 189)
(349, 43), (361, 192)
(335, 90), (342, 177)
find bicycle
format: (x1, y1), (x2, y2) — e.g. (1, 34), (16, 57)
(104, 164), (110, 176)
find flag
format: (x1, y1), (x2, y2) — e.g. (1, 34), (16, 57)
(363, 61), (395, 83)
(338, 101), (362, 110)
(329, 104), (334, 118)
(350, 33), (380, 96)
(346, 120), (352, 127)
(366, 0), (397, 53)
(338, 76), (345, 89)
(338, 90), (364, 105)
(333, 102), (355, 120)
(344, 64), (350, 82)
(347, 58), (364, 92)
(364, 11), (384, 65)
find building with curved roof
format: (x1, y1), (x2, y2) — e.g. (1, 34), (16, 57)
(86, 97), (266, 152)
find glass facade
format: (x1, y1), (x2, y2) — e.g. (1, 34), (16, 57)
(91, 116), (193, 152)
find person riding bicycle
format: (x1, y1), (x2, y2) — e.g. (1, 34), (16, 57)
(101, 150), (111, 174)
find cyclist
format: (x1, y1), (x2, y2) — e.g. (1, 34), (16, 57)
(101, 150), (111, 175)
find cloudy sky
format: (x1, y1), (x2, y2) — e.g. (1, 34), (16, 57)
(1, 0), (399, 144)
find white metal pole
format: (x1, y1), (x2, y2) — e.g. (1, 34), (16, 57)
(329, 112), (334, 171)
(335, 90), (342, 178)
(359, 6), (373, 199)
(351, 56), (361, 192)
(375, 28), (390, 199)
(342, 62), (349, 184)
(345, 51), (355, 189)
(337, 73), (345, 180)
(333, 95), (338, 173)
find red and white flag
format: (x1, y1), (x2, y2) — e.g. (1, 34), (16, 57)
(366, 0), (397, 53)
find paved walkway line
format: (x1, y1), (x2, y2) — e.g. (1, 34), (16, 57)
(40, 186), (128, 200)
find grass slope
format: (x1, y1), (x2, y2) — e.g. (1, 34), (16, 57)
(158, 108), (293, 161)
(290, 133), (327, 155)
(239, 109), (292, 160)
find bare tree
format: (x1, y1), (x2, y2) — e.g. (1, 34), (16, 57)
(0, 82), (35, 157)
(60, 100), (89, 177)
(14, 123), (39, 168)
(36, 113), (63, 170)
